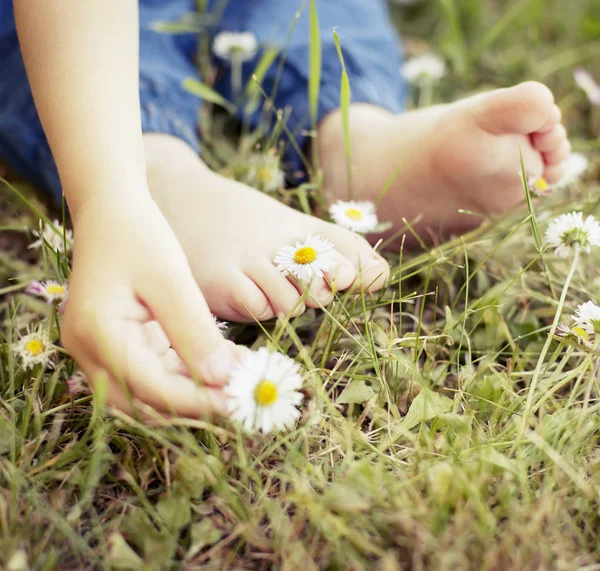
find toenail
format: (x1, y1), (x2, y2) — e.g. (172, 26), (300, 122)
(317, 289), (333, 303)
(362, 255), (388, 271)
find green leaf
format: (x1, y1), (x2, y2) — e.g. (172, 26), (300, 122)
(308, 0), (322, 131)
(188, 519), (223, 558)
(156, 495), (192, 533)
(402, 388), (453, 430)
(337, 381), (376, 404)
(245, 46), (280, 114)
(106, 533), (144, 570)
(182, 78), (237, 113)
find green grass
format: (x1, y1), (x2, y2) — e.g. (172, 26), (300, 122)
(1, 0), (600, 568)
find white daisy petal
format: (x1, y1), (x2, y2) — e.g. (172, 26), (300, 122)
(545, 211), (600, 257)
(224, 347), (305, 434)
(329, 200), (379, 233)
(573, 301), (600, 336)
(554, 153), (590, 189)
(574, 68), (600, 106)
(29, 220), (73, 254)
(401, 53), (446, 83)
(12, 326), (57, 370)
(273, 234), (339, 282)
(244, 153), (285, 193)
(25, 280), (68, 304)
(213, 31), (258, 62)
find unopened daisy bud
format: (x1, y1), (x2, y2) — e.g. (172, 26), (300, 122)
(29, 220), (73, 254)
(555, 153), (590, 189)
(401, 53), (445, 83)
(273, 235), (339, 282)
(244, 153), (285, 193)
(555, 323), (572, 337)
(574, 68), (600, 106)
(212, 31), (258, 63)
(25, 280), (68, 304)
(527, 176), (552, 197)
(329, 200), (379, 233)
(12, 326), (56, 370)
(66, 370), (90, 396)
(573, 301), (600, 336)
(545, 211), (600, 257)
(225, 347), (304, 434)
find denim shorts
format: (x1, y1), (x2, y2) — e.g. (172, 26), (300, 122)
(0, 0), (405, 205)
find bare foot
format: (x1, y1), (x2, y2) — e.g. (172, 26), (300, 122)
(143, 134), (389, 322)
(318, 81), (570, 244)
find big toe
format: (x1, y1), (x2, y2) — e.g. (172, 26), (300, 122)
(473, 81), (559, 136)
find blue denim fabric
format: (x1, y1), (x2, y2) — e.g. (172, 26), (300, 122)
(0, 0), (404, 204)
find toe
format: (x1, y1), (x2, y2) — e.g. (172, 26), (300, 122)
(246, 264), (306, 317)
(223, 274), (274, 322)
(544, 163), (567, 184)
(544, 140), (571, 165)
(292, 276), (334, 309)
(531, 123), (567, 153)
(324, 252), (357, 292)
(474, 81), (555, 135)
(325, 227), (390, 293)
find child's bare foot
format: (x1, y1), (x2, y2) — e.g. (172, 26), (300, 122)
(319, 81), (570, 244)
(143, 135), (389, 322)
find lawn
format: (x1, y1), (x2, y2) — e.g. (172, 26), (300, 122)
(1, 0), (600, 569)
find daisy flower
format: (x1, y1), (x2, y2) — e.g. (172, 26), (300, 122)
(554, 153), (590, 189)
(555, 322), (593, 347)
(401, 53), (446, 83)
(225, 347), (304, 434)
(66, 370), (90, 396)
(527, 175), (552, 197)
(25, 280), (68, 304)
(212, 31), (258, 63)
(244, 153), (285, 193)
(573, 301), (600, 336)
(545, 211), (600, 257)
(273, 235), (339, 282)
(329, 200), (379, 233)
(574, 68), (600, 106)
(29, 220), (73, 254)
(12, 326), (57, 370)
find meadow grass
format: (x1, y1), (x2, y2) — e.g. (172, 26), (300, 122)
(1, 0), (600, 569)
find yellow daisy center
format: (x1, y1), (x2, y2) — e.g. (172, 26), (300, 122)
(533, 178), (549, 192)
(254, 380), (278, 406)
(293, 246), (317, 265)
(46, 284), (65, 295)
(345, 208), (364, 221)
(256, 166), (273, 183)
(572, 326), (590, 340)
(25, 339), (45, 356)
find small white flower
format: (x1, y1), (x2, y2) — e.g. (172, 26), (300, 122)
(12, 326), (56, 370)
(574, 68), (600, 106)
(545, 211), (600, 257)
(244, 153), (285, 193)
(67, 370), (90, 396)
(25, 280), (68, 304)
(273, 235), (339, 282)
(225, 347), (304, 434)
(573, 301), (600, 336)
(401, 53), (446, 83)
(527, 175), (552, 197)
(29, 220), (73, 254)
(213, 31), (258, 62)
(555, 322), (592, 347)
(329, 200), (379, 233)
(554, 153), (590, 189)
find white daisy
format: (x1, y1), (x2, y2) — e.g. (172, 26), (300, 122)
(573, 301), (600, 336)
(212, 31), (258, 63)
(225, 347), (304, 434)
(25, 280), (68, 304)
(29, 220), (73, 254)
(244, 153), (285, 193)
(545, 211), (600, 257)
(401, 53), (446, 83)
(554, 153), (590, 189)
(12, 326), (57, 370)
(574, 68), (600, 106)
(329, 200), (379, 233)
(273, 235), (339, 282)
(66, 370), (90, 396)
(527, 176), (552, 197)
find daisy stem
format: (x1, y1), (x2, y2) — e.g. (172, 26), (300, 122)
(517, 246), (579, 442)
(231, 57), (242, 100)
